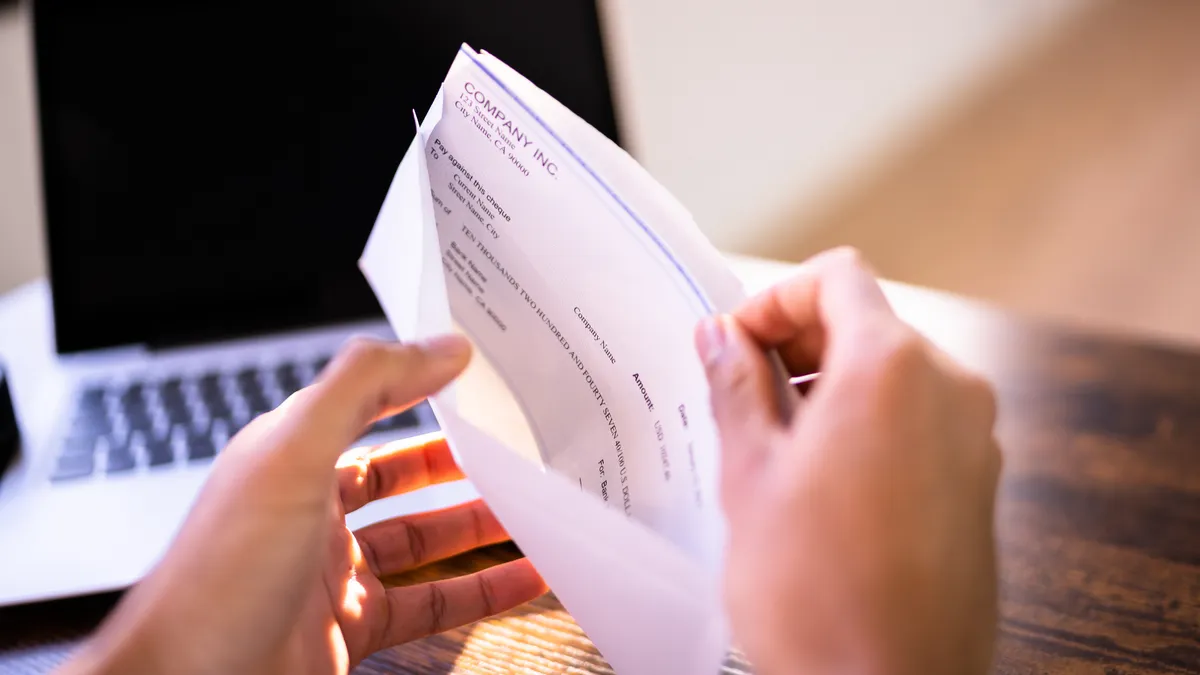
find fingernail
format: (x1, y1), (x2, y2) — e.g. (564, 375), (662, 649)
(696, 315), (728, 367)
(420, 333), (471, 359)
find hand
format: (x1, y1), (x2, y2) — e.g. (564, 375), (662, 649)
(696, 249), (1001, 675)
(60, 336), (547, 675)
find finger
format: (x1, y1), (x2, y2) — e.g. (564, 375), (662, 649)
(960, 369), (999, 434)
(733, 247), (894, 373)
(354, 500), (509, 576)
(380, 558), (547, 645)
(268, 335), (471, 472)
(337, 433), (464, 514)
(985, 437), (1004, 514)
(695, 313), (788, 503)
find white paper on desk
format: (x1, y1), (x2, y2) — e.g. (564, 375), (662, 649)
(359, 44), (790, 675)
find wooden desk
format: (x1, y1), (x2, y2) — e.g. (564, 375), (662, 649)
(3, 269), (1200, 674)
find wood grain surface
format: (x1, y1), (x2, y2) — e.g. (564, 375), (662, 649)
(4, 309), (1200, 673)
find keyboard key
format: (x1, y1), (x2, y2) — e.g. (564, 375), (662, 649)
(68, 411), (111, 438)
(236, 370), (267, 402)
(106, 422), (130, 447)
(60, 434), (99, 457)
(206, 401), (233, 420)
(199, 373), (224, 401)
(202, 386), (229, 403)
(200, 376), (232, 417)
(210, 418), (231, 446)
(77, 387), (107, 414)
(121, 390), (147, 408)
(56, 360), (340, 478)
(51, 453), (94, 481)
(79, 385), (106, 405)
(159, 379), (186, 406)
(63, 423), (99, 445)
(236, 367), (259, 386)
(119, 384), (145, 407)
(245, 394), (272, 417)
(274, 363), (303, 395)
(213, 413), (244, 438)
(106, 446), (137, 474)
(123, 408), (154, 433)
(187, 430), (217, 461)
(71, 389), (110, 426)
(164, 392), (189, 412)
(164, 400), (191, 426)
(146, 437), (175, 467)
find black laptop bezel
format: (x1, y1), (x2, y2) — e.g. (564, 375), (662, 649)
(29, 1), (624, 355)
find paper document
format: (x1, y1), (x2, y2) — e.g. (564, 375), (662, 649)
(359, 44), (790, 674)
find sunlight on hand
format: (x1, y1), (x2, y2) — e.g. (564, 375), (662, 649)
(341, 575), (367, 621)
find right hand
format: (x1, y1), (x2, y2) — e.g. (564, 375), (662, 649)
(696, 248), (1002, 675)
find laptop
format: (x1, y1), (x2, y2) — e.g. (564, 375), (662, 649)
(0, 0), (621, 607)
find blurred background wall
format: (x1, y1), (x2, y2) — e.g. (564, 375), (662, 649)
(599, 0), (1088, 254)
(0, 1), (44, 294)
(5, 0), (1200, 346)
(761, 0), (1200, 348)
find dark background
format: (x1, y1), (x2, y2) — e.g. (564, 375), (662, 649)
(32, 0), (620, 352)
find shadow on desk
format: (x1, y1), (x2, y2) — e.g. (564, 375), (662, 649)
(0, 591), (121, 670)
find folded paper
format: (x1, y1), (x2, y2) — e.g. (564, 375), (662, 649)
(360, 44), (786, 674)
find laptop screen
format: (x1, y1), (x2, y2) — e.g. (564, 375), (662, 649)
(31, 0), (621, 353)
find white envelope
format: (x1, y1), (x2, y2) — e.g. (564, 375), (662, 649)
(359, 45), (787, 674)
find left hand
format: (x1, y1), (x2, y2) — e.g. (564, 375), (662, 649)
(59, 335), (547, 675)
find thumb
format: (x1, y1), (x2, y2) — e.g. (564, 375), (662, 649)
(695, 314), (786, 504)
(269, 335), (472, 472)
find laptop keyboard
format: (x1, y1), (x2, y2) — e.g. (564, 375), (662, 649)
(50, 354), (423, 481)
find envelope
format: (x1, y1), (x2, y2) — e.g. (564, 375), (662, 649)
(358, 44), (779, 674)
